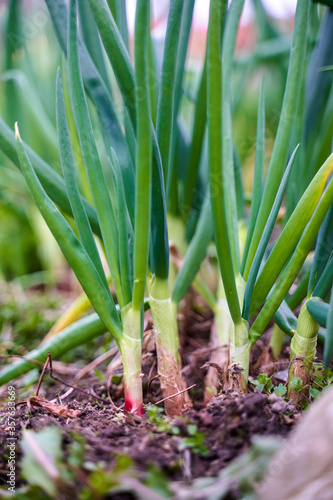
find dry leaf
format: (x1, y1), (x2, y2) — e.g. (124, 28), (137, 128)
(27, 396), (81, 418)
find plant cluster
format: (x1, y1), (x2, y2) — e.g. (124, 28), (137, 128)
(0, 0), (332, 417)
(251, 367), (333, 402)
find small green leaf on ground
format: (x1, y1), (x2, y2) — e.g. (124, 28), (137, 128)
(309, 388), (321, 399)
(289, 377), (303, 392)
(273, 384), (287, 397)
(252, 373), (273, 394)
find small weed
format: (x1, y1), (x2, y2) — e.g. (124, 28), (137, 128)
(251, 375), (286, 398)
(289, 376), (303, 393)
(147, 405), (171, 433)
(147, 406), (208, 456)
(273, 383), (287, 397)
(251, 374), (274, 395)
(179, 424), (209, 456)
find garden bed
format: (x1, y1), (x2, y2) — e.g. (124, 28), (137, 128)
(0, 303), (300, 499)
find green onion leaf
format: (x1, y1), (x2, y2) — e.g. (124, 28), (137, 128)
(244, 0), (310, 278)
(56, 68), (109, 291)
(250, 154), (333, 317)
(312, 257), (333, 300)
(156, 0), (184, 186)
(0, 117), (101, 236)
(172, 194), (213, 304)
(242, 145), (299, 321)
(221, 0), (245, 271)
(308, 200), (333, 295)
(45, 0), (135, 220)
(15, 123), (122, 340)
(207, 0), (241, 325)
(307, 299), (328, 328)
(87, 0), (169, 282)
(241, 81), (265, 274)
(68, 0), (124, 307)
(0, 313), (107, 386)
(110, 150), (133, 306)
(78, 0), (110, 90)
(249, 175), (333, 344)
(324, 290), (333, 368)
(132, 0), (152, 311)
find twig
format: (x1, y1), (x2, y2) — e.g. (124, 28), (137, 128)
(35, 357), (50, 396)
(154, 384), (196, 405)
(47, 352), (107, 403)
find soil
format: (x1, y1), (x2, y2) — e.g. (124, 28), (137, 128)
(0, 306), (300, 498)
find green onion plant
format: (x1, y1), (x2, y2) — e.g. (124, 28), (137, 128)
(0, 0), (332, 414)
(287, 199), (333, 402)
(13, 0), (154, 417)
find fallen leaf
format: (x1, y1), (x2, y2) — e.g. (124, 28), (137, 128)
(27, 396), (81, 418)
